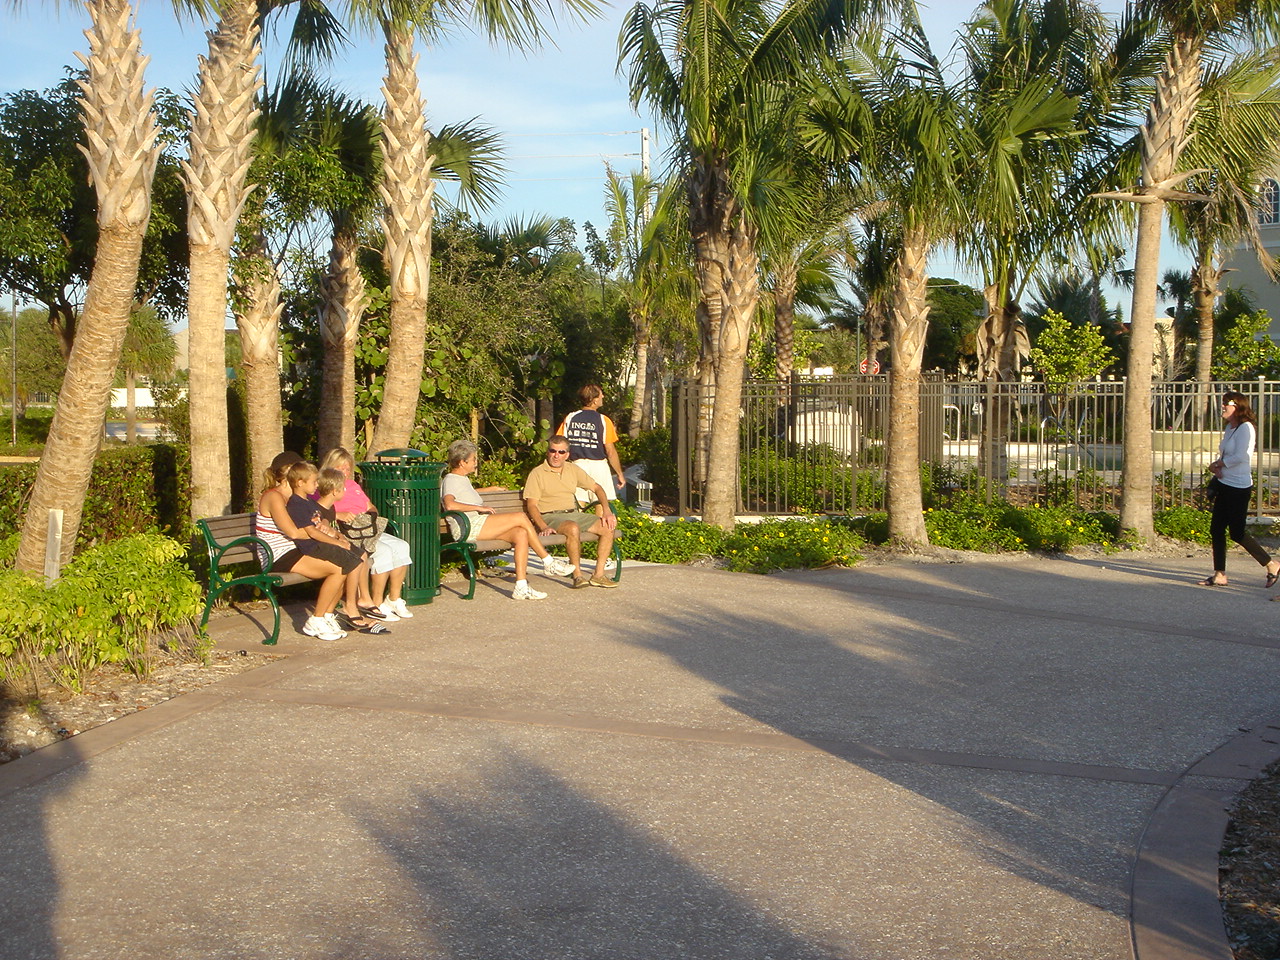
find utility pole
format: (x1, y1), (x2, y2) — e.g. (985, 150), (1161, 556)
(9, 294), (15, 446)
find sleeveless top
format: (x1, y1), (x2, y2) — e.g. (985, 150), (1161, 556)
(252, 508), (297, 569)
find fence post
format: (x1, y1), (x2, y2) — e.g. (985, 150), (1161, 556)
(675, 381), (690, 517)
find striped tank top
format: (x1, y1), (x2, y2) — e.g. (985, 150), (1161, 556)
(252, 510), (297, 569)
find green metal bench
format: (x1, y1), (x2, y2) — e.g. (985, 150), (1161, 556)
(440, 489), (622, 600)
(196, 513), (309, 646)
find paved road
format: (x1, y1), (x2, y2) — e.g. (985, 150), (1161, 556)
(1, 552), (1277, 960)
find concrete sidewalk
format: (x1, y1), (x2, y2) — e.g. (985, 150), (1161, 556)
(1, 552), (1278, 959)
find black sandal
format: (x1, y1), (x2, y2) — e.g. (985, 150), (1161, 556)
(336, 612), (390, 634)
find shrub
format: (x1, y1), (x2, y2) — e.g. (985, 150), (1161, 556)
(0, 532), (206, 693)
(722, 517), (864, 573)
(924, 497), (1026, 552)
(740, 442), (865, 513)
(616, 427), (678, 508)
(1154, 506), (1212, 545)
(614, 504), (725, 564)
(1007, 504), (1113, 551)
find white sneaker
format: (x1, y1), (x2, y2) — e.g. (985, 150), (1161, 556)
(388, 598), (414, 619)
(512, 583), (547, 600)
(544, 557), (575, 577)
(303, 616), (345, 641)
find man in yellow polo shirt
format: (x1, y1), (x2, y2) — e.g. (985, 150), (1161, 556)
(524, 435), (619, 589)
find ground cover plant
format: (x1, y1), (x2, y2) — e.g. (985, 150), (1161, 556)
(0, 532), (205, 694)
(612, 505), (863, 572)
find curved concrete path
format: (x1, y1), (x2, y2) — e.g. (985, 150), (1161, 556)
(1, 552), (1278, 960)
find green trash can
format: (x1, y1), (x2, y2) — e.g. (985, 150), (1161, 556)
(358, 449), (444, 606)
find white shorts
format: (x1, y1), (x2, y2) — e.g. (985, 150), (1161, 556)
(371, 532), (413, 575)
(571, 458), (618, 503)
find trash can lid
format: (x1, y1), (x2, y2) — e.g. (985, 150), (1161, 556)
(373, 448), (432, 461)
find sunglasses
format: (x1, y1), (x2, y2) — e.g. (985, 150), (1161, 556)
(548, 449), (570, 456)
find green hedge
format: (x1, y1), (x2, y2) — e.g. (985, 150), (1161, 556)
(0, 444), (191, 548)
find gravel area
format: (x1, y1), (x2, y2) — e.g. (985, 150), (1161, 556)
(0, 646), (281, 764)
(1221, 759), (1280, 960)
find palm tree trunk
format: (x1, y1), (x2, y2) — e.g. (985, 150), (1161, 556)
(629, 314), (649, 438)
(233, 238), (284, 486)
(886, 226), (930, 550)
(181, 0), (262, 518)
(16, 0), (159, 575)
(370, 22), (435, 453)
(642, 350), (661, 430)
(1192, 257), (1218, 428)
(701, 217), (759, 531)
(1121, 35), (1203, 541)
(773, 264), (797, 380)
(318, 229), (365, 455)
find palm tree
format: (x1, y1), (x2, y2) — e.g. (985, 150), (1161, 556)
(950, 0), (1148, 486)
(621, 0), (893, 530)
(600, 168), (692, 434)
(182, 0), (265, 519)
(1097, 0), (1280, 542)
(1168, 52), (1280, 394)
(184, 0), (347, 517)
(16, 0), (161, 574)
(801, 29), (965, 547)
(802, 24), (1082, 548)
(350, 0), (597, 454)
(118, 304), (177, 443)
(757, 176), (849, 381)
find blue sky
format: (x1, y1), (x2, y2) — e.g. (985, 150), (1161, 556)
(0, 0), (1180, 313)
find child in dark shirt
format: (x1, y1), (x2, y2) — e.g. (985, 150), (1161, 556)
(286, 462), (383, 632)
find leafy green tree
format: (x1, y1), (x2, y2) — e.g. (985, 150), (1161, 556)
(0, 308), (67, 416)
(1028, 309), (1115, 387)
(0, 75), (187, 356)
(1211, 310), (1280, 379)
(923, 279), (984, 372)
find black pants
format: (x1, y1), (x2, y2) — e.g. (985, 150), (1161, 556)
(1211, 482), (1271, 570)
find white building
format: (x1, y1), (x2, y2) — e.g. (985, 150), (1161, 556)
(1223, 178), (1280, 326)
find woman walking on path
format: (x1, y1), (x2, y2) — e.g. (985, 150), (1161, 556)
(1201, 391), (1280, 587)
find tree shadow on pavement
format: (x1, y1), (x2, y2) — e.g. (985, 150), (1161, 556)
(356, 748), (845, 960)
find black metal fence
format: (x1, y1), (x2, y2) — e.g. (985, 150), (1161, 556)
(674, 376), (1280, 516)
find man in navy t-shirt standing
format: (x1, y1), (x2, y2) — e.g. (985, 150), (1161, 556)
(558, 384), (626, 504)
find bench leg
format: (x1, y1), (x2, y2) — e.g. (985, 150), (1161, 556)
(264, 591), (280, 646)
(611, 542), (623, 582)
(461, 551), (478, 600)
(199, 592), (218, 632)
